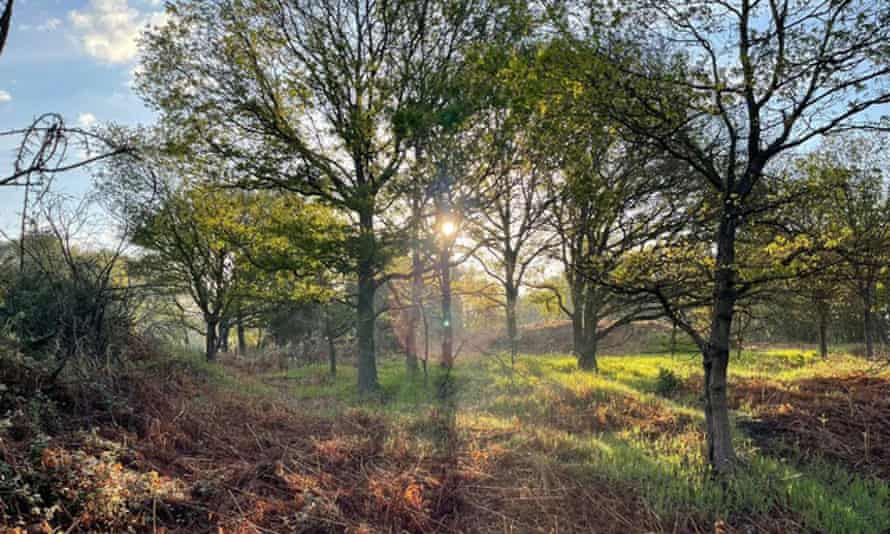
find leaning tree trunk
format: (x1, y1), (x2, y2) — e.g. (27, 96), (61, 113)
(356, 207), (378, 393)
(703, 212), (738, 474)
(0, 0), (12, 57)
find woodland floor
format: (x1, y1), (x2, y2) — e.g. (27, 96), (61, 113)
(1, 344), (889, 533)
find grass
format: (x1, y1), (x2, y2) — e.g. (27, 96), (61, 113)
(261, 349), (890, 534)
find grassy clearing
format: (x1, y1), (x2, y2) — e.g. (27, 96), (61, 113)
(265, 349), (890, 534)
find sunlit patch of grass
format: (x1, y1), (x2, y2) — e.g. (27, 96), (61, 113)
(501, 421), (889, 533)
(470, 351), (890, 533)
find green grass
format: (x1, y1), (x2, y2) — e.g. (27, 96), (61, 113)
(145, 346), (280, 397)
(260, 349), (890, 534)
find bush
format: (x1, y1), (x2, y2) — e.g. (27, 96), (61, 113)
(0, 232), (133, 373)
(654, 367), (682, 397)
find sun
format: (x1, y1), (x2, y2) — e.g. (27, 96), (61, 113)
(440, 220), (457, 237)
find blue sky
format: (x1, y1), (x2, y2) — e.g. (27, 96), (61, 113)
(0, 0), (165, 236)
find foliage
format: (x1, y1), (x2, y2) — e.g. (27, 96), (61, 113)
(136, 0), (519, 391)
(653, 368), (682, 397)
(0, 215), (133, 371)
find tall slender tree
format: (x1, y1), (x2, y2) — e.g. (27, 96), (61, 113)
(464, 109), (554, 364)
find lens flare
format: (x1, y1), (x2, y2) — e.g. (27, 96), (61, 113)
(441, 221), (457, 237)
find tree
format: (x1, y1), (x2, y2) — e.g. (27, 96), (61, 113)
(580, 0), (890, 472)
(130, 185), (247, 361)
(221, 191), (353, 373)
(543, 155), (677, 371)
(465, 110), (554, 365)
(804, 135), (890, 359)
(0, 195), (134, 377)
(524, 40), (692, 370)
(138, 0), (501, 393)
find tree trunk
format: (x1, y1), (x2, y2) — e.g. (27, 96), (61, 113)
(879, 317), (890, 346)
(218, 319), (230, 353)
(703, 212), (738, 474)
(256, 328), (265, 349)
(205, 319), (219, 362)
(571, 313), (584, 357)
(734, 314), (744, 361)
(406, 204), (422, 374)
(569, 278), (588, 358)
(0, 0), (14, 58)
(421, 303), (430, 385)
(237, 320), (247, 355)
(440, 247), (454, 368)
(505, 286), (519, 366)
(817, 299), (829, 359)
(578, 332), (598, 372)
(325, 314), (337, 377)
(861, 282), (875, 359)
(357, 208), (378, 393)
(563, 258), (587, 358)
(578, 296), (598, 371)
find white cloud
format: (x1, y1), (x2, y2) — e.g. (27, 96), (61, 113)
(20, 18), (63, 32)
(69, 0), (167, 64)
(0, 90), (11, 103)
(78, 113), (98, 128)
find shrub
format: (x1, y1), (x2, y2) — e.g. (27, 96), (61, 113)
(654, 367), (682, 397)
(0, 232), (134, 375)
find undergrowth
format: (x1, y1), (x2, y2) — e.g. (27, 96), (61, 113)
(271, 350), (890, 534)
(2, 345), (888, 533)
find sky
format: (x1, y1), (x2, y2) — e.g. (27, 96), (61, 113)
(0, 0), (165, 237)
